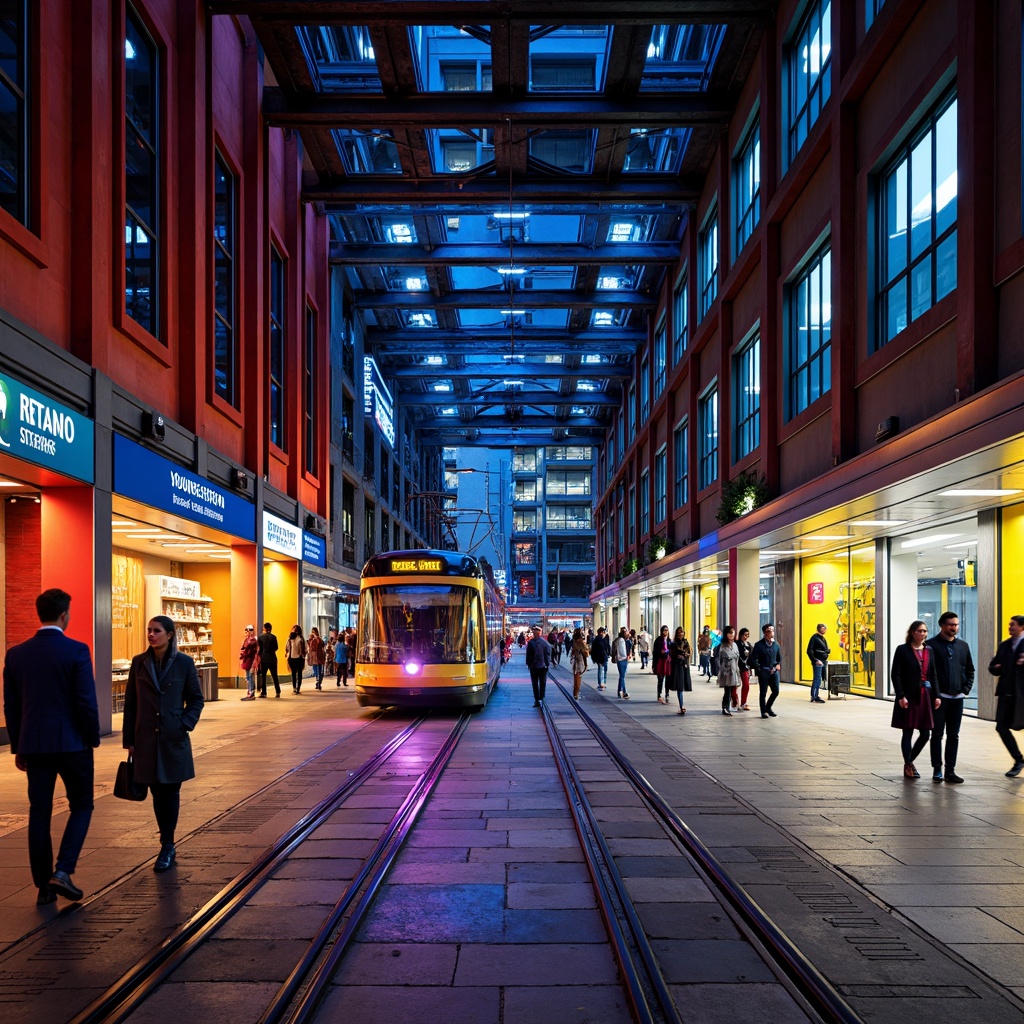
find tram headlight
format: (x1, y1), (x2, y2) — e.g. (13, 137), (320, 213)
(404, 661), (422, 676)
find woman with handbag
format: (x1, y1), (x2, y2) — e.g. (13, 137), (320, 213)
(122, 616), (204, 872)
(891, 620), (941, 778)
(238, 625), (259, 700)
(717, 626), (741, 716)
(286, 625), (307, 694)
(652, 625), (673, 704)
(667, 627), (692, 715)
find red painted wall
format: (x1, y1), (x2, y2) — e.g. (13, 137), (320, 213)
(4, 500), (42, 648)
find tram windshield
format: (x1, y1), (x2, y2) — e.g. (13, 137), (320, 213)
(357, 584), (485, 665)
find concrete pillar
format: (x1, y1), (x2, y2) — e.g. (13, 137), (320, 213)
(977, 509), (998, 721)
(731, 548), (760, 635)
(886, 543), (918, 699)
(627, 587), (641, 632)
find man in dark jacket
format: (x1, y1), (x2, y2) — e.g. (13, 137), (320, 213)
(990, 615), (1024, 778)
(750, 623), (782, 718)
(526, 626), (553, 707)
(806, 624), (830, 704)
(3, 589), (100, 904)
(256, 622), (281, 697)
(590, 627), (611, 690)
(927, 611), (975, 783)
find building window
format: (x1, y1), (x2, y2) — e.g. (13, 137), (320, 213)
(653, 321), (667, 398)
(628, 485), (636, 544)
(733, 333), (761, 460)
(628, 385), (636, 443)
(865, 0), (887, 30)
(789, 245), (831, 417)
(513, 509), (537, 532)
(673, 274), (688, 361)
(640, 356), (650, 422)
(674, 421), (688, 508)
(699, 207), (718, 319)
(0, 2), (29, 225)
(125, 8), (160, 338)
(734, 118), (760, 254)
(640, 469), (650, 535)
(546, 470), (591, 496)
(698, 387), (719, 490)
(269, 249), (286, 449)
(441, 62), (491, 91)
(616, 499), (624, 551)
(304, 306), (317, 474)
(877, 90), (957, 348)
(547, 505), (592, 530)
(654, 447), (667, 524)
(212, 154), (237, 406)
(787, 0), (831, 164)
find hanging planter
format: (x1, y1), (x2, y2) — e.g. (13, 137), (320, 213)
(716, 472), (772, 526)
(646, 535), (674, 564)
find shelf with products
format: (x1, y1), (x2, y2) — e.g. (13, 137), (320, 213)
(145, 575), (216, 666)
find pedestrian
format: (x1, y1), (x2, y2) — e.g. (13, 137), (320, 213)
(547, 628), (561, 665)
(989, 615), (1024, 778)
(652, 625), (672, 703)
(335, 629), (350, 686)
(307, 627), (326, 689)
(737, 626), (753, 708)
(806, 623), (830, 704)
(325, 628), (337, 678)
(517, 631), (526, 648)
(926, 611), (975, 784)
(286, 625), (307, 693)
(569, 628), (589, 700)
(637, 627), (652, 670)
(697, 626), (712, 677)
(890, 620), (940, 779)
(628, 629), (638, 661)
(526, 625), (553, 707)
(750, 622), (782, 718)
(613, 627), (630, 699)
(668, 627), (692, 715)
(717, 625), (741, 716)
(123, 615), (205, 872)
(239, 624), (259, 700)
(590, 627), (610, 690)
(256, 622), (281, 697)
(3, 589), (100, 904)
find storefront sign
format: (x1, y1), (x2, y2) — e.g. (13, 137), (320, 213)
(363, 356), (395, 448)
(263, 511), (302, 559)
(113, 434), (255, 540)
(807, 582), (825, 604)
(303, 531), (326, 567)
(0, 372), (94, 482)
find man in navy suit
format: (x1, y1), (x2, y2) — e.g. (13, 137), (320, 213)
(3, 589), (100, 904)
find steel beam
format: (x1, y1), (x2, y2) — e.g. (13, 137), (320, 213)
(329, 242), (681, 266)
(352, 289), (655, 309)
(387, 362), (631, 379)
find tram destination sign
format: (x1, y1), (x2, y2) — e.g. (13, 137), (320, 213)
(0, 371), (94, 482)
(390, 557), (445, 573)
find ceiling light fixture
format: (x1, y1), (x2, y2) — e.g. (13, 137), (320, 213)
(850, 519), (909, 527)
(938, 489), (1022, 497)
(899, 533), (960, 549)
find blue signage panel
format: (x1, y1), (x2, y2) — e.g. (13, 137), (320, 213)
(113, 434), (255, 541)
(303, 531), (326, 567)
(0, 371), (95, 482)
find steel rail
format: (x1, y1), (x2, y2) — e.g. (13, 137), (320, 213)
(68, 714), (431, 1024)
(555, 678), (864, 1024)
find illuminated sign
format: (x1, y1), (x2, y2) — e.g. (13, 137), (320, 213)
(363, 356), (395, 448)
(807, 582), (824, 605)
(390, 558), (445, 573)
(263, 511), (302, 558)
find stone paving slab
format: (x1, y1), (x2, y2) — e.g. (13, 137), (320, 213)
(317, 984), (499, 1024)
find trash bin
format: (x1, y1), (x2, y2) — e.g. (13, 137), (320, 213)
(827, 661), (851, 698)
(198, 662), (219, 701)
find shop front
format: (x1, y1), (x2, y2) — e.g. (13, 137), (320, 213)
(262, 511), (303, 642)
(0, 369), (95, 745)
(111, 434), (257, 708)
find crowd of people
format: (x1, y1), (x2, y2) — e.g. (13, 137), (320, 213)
(239, 623), (356, 699)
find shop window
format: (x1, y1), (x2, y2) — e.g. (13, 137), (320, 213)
(733, 332), (760, 460)
(788, 245), (831, 418)
(0, 2), (29, 225)
(698, 387), (718, 489)
(734, 117), (760, 255)
(786, 0), (831, 166)
(269, 248), (286, 449)
(213, 153), (238, 407)
(674, 420), (688, 508)
(699, 207), (718, 319)
(876, 89), (957, 349)
(124, 7), (161, 339)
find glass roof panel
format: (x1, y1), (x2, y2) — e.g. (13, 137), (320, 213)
(528, 26), (611, 92)
(642, 24), (726, 92)
(591, 309), (632, 328)
(596, 266), (642, 290)
(624, 128), (690, 173)
(301, 25), (382, 92)
(425, 128), (495, 173)
(410, 25), (493, 92)
(400, 310), (438, 328)
(529, 130), (595, 173)
(456, 308), (569, 329)
(333, 129), (403, 174)
(382, 267), (429, 291)
(448, 266), (575, 291)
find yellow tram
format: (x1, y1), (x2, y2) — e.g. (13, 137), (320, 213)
(354, 550), (504, 708)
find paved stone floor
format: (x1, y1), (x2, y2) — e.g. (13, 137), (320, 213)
(2, 653), (1024, 1021)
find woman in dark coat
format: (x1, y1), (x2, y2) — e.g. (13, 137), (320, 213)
(123, 615), (204, 871)
(667, 627), (693, 715)
(652, 625), (672, 704)
(891, 620), (940, 779)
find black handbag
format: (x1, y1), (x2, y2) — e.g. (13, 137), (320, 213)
(114, 755), (147, 801)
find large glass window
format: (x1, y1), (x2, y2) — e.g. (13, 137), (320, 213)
(546, 470), (591, 496)
(654, 321), (667, 398)
(640, 470), (650, 535)
(513, 509), (537, 531)
(877, 90), (957, 348)
(628, 485), (636, 544)
(787, 0), (831, 164)
(673, 273), (688, 361)
(733, 332), (760, 460)
(734, 118), (761, 254)
(654, 447), (667, 524)
(547, 505), (592, 530)
(125, 8), (160, 338)
(699, 208), (718, 319)
(213, 154), (237, 406)
(304, 306), (317, 474)
(698, 387), (718, 490)
(628, 385), (636, 443)
(789, 245), (831, 418)
(640, 356), (650, 422)
(269, 249), (286, 449)
(673, 421), (688, 508)
(0, 2), (29, 224)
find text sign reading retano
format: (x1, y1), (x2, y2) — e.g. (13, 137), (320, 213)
(389, 557), (445, 573)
